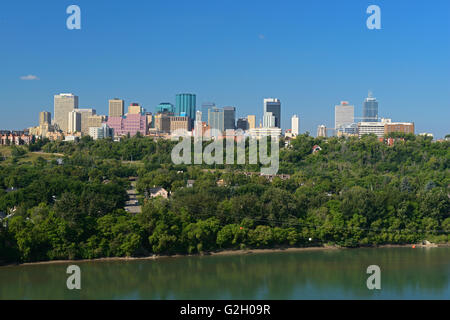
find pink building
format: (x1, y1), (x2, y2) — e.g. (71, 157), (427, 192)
(106, 114), (148, 137)
(0, 132), (31, 145)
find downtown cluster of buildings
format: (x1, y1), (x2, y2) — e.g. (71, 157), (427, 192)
(0, 91), (435, 147)
(317, 92), (416, 139)
(3, 93), (300, 144)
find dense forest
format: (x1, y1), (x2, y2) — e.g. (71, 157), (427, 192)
(0, 133), (449, 264)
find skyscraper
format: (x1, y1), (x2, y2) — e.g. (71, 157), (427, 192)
(363, 92), (379, 122)
(263, 98), (281, 128)
(291, 115), (299, 136)
(335, 101), (354, 132)
(247, 115), (256, 129)
(223, 106), (236, 130)
(201, 102), (215, 124)
(39, 111), (51, 126)
(54, 93), (79, 132)
(176, 93), (196, 121)
(109, 98), (124, 117)
(236, 118), (249, 131)
(128, 103), (143, 115)
(156, 103), (174, 114)
(263, 112), (276, 128)
(208, 107), (224, 134)
(68, 110), (81, 133)
(77, 108), (96, 135)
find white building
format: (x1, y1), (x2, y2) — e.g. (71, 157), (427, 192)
(68, 110), (81, 134)
(357, 119), (390, 138)
(291, 115), (299, 136)
(263, 112), (276, 128)
(89, 124), (113, 140)
(335, 101), (354, 133)
(317, 125), (327, 137)
(249, 127), (282, 139)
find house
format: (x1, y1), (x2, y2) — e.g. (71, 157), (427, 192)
(187, 180), (195, 188)
(312, 145), (322, 153)
(216, 179), (226, 187)
(149, 187), (169, 199)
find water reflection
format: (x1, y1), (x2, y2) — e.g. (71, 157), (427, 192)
(0, 248), (449, 299)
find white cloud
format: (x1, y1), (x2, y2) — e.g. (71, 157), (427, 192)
(20, 74), (39, 80)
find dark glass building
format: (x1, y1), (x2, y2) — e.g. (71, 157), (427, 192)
(236, 118), (249, 130)
(223, 106), (236, 130)
(264, 98), (281, 128)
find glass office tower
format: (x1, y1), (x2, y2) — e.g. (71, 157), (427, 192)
(175, 93), (196, 121)
(363, 92), (379, 122)
(263, 98), (281, 128)
(223, 106), (236, 130)
(201, 102), (215, 124)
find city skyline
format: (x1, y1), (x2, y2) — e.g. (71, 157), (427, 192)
(1, 1), (449, 138)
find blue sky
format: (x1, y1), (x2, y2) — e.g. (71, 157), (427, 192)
(0, 0), (449, 138)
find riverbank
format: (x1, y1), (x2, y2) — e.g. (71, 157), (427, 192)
(3, 242), (448, 267)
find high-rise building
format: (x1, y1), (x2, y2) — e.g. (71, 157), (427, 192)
(87, 115), (105, 130)
(145, 112), (154, 129)
(317, 125), (327, 137)
(201, 102), (215, 124)
(39, 111), (51, 126)
(236, 118), (249, 131)
(263, 98), (281, 128)
(247, 115), (256, 129)
(128, 103), (143, 115)
(363, 92), (378, 122)
(156, 103), (174, 114)
(109, 99), (124, 117)
(291, 115), (299, 136)
(106, 114), (147, 137)
(335, 101), (354, 132)
(263, 112), (276, 128)
(176, 93), (196, 121)
(77, 108), (96, 135)
(208, 107), (224, 134)
(223, 106), (236, 130)
(154, 114), (171, 133)
(195, 110), (202, 122)
(54, 93), (79, 132)
(68, 110), (81, 134)
(170, 116), (191, 133)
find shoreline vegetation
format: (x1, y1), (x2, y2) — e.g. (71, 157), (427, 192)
(1, 134), (449, 266)
(4, 243), (449, 267)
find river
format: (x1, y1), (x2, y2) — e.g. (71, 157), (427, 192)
(0, 247), (449, 299)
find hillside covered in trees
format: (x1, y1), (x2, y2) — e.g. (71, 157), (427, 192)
(0, 133), (449, 264)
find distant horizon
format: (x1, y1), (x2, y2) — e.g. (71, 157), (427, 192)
(0, 90), (446, 139)
(1, 0), (449, 138)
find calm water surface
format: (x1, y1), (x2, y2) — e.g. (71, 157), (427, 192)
(1, 247), (449, 299)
